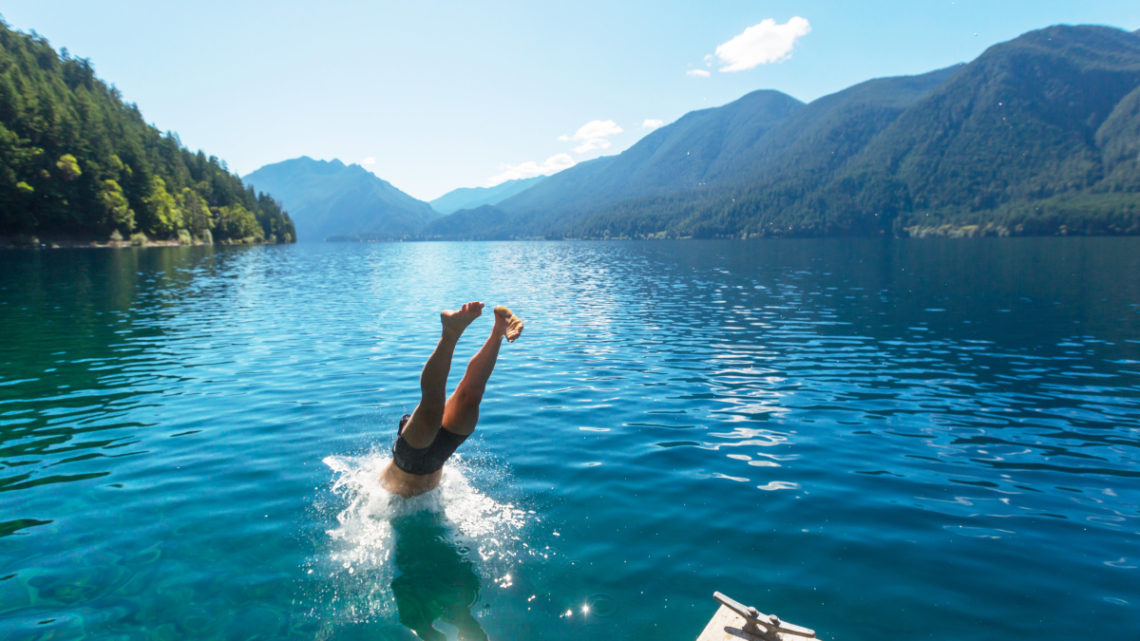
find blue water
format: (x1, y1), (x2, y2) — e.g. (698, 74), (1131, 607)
(1, 239), (1138, 640)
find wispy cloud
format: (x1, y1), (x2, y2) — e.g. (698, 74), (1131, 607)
(360, 156), (377, 167)
(487, 118), (625, 186)
(715, 17), (811, 72)
(487, 153), (575, 186)
(686, 69), (711, 78)
(642, 119), (664, 130)
(558, 119), (623, 153)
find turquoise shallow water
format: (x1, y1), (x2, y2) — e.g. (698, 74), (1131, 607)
(1, 239), (1138, 640)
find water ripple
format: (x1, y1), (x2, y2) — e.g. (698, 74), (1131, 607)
(1, 240), (1139, 640)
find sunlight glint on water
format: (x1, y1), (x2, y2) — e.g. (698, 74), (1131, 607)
(0, 239), (1138, 641)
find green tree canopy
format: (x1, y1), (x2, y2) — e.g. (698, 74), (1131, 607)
(0, 19), (294, 244)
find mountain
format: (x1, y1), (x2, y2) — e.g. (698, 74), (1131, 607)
(422, 204), (515, 239)
(716, 65), (964, 183)
(572, 64), (965, 238)
(841, 24), (1140, 234)
(424, 89), (804, 239)
(497, 90), (804, 234)
(430, 176), (546, 215)
(0, 20), (294, 244)
(428, 24), (1140, 239)
(1096, 83), (1140, 191)
(424, 71), (947, 239)
(243, 157), (436, 242)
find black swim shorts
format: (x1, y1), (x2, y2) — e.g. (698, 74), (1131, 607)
(392, 414), (469, 475)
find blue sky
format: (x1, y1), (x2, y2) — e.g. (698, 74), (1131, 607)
(2, 1), (1138, 200)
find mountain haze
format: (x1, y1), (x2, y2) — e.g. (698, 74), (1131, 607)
(243, 157), (436, 242)
(430, 176), (546, 215)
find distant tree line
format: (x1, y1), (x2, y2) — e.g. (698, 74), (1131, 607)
(0, 20), (294, 244)
(564, 169), (1140, 240)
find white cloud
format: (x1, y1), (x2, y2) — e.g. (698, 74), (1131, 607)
(686, 69), (711, 78)
(715, 16), (811, 72)
(360, 156), (377, 167)
(642, 119), (664, 130)
(487, 118), (626, 187)
(487, 153), (576, 186)
(560, 119), (623, 154)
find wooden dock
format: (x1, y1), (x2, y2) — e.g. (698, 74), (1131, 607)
(696, 592), (818, 641)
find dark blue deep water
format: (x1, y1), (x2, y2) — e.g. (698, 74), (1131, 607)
(1, 239), (1138, 641)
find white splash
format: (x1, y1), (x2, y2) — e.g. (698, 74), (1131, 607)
(318, 449), (531, 621)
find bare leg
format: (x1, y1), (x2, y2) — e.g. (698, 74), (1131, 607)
(381, 304), (522, 497)
(441, 306), (524, 436)
(400, 302), (483, 448)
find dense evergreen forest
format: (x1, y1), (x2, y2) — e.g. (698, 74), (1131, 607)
(0, 20), (294, 245)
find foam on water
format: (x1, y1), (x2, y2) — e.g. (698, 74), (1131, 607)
(318, 449), (531, 622)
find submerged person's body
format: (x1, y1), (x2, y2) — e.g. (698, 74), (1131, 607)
(380, 302), (524, 497)
(390, 509), (488, 641)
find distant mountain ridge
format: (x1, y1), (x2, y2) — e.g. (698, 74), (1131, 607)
(425, 24), (1140, 239)
(249, 24), (1140, 242)
(430, 176), (546, 215)
(488, 90), (805, 233)
(243, 157), (436, 242)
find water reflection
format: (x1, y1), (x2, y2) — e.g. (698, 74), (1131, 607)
(390, 509), (488, 641)
(3, 240), (1139, 641)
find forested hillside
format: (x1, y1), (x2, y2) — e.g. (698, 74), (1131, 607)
(499, 90), (804, 232)
(843, 24), (1140, 236)
(573, 65), (963, 238)
(427, 24), (1140, 239)
(0, 20), (294, 245)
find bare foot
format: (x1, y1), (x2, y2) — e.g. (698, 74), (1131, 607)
(441, 302), (484, 336)
(493, 305), (525, 342)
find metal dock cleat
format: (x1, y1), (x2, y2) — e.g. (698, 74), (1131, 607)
(695, 592), (818, 641)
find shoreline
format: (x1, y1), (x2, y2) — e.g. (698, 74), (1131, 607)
(6, 229), (1137, 248)
(0, 236), (281, 250)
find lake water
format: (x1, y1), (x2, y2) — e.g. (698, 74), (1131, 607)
(1, 239), (1138, 641)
